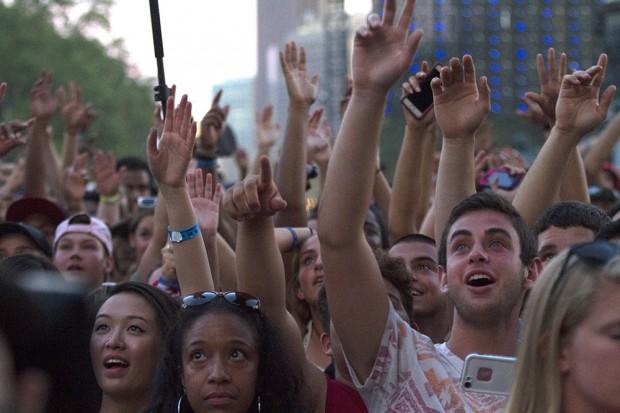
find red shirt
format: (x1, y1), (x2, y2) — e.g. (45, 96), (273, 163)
(325, 375), (368, 413)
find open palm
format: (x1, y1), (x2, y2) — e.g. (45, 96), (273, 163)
(351, 0), (422, 94)
(148, 94), (196, 188)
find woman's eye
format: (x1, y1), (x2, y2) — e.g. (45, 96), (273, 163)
(230, 350), (246, 361)
(94, 324), (108, 333)
(128, 325), (144, 333)
(192, 351), (204, 361)
(302, 256), (315, 266)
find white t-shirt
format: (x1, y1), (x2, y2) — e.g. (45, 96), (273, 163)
(345, 305), (507, 412)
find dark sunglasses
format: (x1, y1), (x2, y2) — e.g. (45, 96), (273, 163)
(554, 239), (620, 292)
(182, 291), (260, 311)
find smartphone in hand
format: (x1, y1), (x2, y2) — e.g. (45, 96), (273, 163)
(461, 353), (516, 396)
(400, 64), (442, 119)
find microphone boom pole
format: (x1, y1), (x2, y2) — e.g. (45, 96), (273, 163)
(149, 0), (171, 117)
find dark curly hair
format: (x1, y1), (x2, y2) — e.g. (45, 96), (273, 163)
(147, 297), (306, 412)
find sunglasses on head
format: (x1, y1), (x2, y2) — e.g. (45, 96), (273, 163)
(181, 291), (260, 311)
(553, 239), (620, 292)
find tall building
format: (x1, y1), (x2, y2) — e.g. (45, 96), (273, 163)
(255, 0), (320, 112)
(256, 0), (348, 129)
(213, 78), (255, 154)
(374, 0), (602, 115)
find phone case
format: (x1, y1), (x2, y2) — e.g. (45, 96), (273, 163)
(460, 354), (516, 396)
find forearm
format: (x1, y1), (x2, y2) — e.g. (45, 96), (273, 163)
(237, 216), (286, 315)
(61, 131), (79, 170)
(319, 90), (386, 246)
(559, 148), (589, 203)
(204, 234), (220, 289)
(159, 185), (213, 294)
(317, 161), (328, 199)
(389, 126), (427, 243)
(96, 200), (121, 226)
(274, 104), (309, 227)
(583, 113), (620, 183)
(373, 170), (391, 224)
(215, 233), (237, 291)
(416, 130), (437, 227)
(513, 126), (581, 226)
(434, 136), (476, 242)
(275, 227), (314, 252)
(23, 120), (50, 198)
(419, 204), (435, 238)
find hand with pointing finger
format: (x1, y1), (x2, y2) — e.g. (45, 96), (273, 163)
(223, 156), (287, 221)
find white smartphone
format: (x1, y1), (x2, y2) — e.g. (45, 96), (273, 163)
(460, 354), (516, 396)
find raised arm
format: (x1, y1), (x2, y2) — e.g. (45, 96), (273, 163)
(318, 0), (422, 382)
(94, 150), (125, 225)
(251, 105), (280, 175)
(432, 55), (490, 242)
(274, 42), (319, 227)
(513, 54), (616, 226)
(147, 94), (213, 295)
(389, 65), (437, 243)
(186, 169), (231, 290)
(583, 112), (620, 186)
(24, 71), (63, 198)
(223, 157), (324, 407)
(61, 81), (97, 170)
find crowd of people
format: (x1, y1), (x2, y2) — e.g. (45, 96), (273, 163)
(1, 0), (620, 411)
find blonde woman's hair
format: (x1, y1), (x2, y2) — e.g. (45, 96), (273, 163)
(506, 243), (620, 413)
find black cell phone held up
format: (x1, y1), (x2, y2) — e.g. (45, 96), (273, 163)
(400, 64), (443, 119)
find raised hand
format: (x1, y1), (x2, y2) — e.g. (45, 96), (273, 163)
(517, 48), (567, 126)
(431, 55), (490, 139)
(351, 0), (422, 94)
(147, 93), (197, 189)
(93, 150), (125, 197)
(279, 42), (319, 108)
(62, 81), (97, 135)
(255, 105), (280, 154)
(199, 90), (229, 153)
(187, 169), (222, 237)
(401, 61), (436, 129)
(555, 54), (616, 137)
(307, 108), (332, 166)
(0, 119), (34, 157)
(223, 156), (287, 221)
(30, 71), (64, 121)
(63, 153), (88, 203)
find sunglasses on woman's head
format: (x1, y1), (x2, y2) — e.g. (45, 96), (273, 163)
(182, 291), (260, 311)
(553, 239), (620, 293)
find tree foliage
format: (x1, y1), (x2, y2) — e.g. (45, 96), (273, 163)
(0, 1), (153, 157)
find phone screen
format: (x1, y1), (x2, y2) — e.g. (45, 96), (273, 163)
(400, 64), (442, 119)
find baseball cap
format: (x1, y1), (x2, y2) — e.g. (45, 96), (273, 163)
(0, 222), (53, 257)
(54, 214), (113, 255)
(6, 197), (66, 226)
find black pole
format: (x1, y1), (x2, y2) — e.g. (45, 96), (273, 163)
(149, 0), (170, 118)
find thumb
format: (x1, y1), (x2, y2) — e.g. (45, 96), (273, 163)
(269, 195), (287, 212)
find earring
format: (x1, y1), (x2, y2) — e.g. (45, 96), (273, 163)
(177, 393), (186, 413)
(257, 394), (262, 412)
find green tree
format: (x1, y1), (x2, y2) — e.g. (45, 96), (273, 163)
(0, 1), (153, 157)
